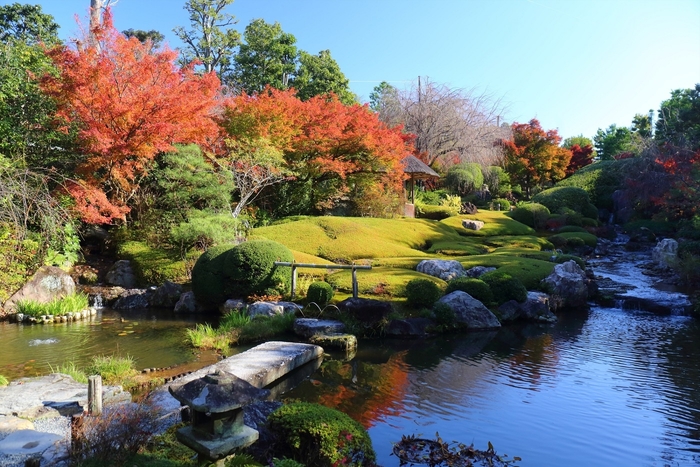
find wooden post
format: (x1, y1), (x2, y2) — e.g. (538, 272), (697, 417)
(352, 266), (358, 298)
(291, 264), (298, 300)
(88, 375), (102, 416)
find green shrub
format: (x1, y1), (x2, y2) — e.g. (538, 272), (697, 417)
(445, 163), (484, 195)
(580, 217), (599, 228)
(117, 240), (188, 285)
(170, 210), (245, 251)
(555, 159), (631, 210)
(491, 198), (511, 211)
(191, 244), (235, 308)
(225, 240), (294, 298)
(439, 194), (463, 210)
(445, 277), (493, 304)
(480, 271), (527, 304)
(581, 202), (600, 220)
(558, 226), (587, 233)
(306, 281), (334, 306)
(415, 204), (459, 220)
(267, 402), (375, 467)
(483, 166), (512, 196)
(532, 186), (592, 214)
(509, 203), (550, 230)
(554, 231), (598, 247)
(566, 237), (586, 248)
(432, 302), (456, 327)
(552, 254), (585, 268)
(405, 278), (442, 308)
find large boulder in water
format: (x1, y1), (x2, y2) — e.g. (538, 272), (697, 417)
(435, 291), (501, 330)
(652, 238), (678, 269)
(541, 260), (589, 310)
(338, 297), (393, 330)
(4, 266), (75, 312)
(149, 281), (183, 308)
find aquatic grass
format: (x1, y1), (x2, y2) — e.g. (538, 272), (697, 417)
(15, 292), (89, 317)
(86, 354), (137, 385)
(185, 323), (235, 351)
(49, 361), (88, 383)
(0, 375), (8, 386)
(218, 310), (251, 331)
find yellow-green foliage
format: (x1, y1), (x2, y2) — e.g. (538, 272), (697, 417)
(326, 268), (445, 297)
(117, 241), (188, 285)
(16, 293), (89, 317)
(86, 355), (138, 386)
(458, 251), (556, 289)
(0, 375), (8, 386)
(252, 217), (462, 261)
(428, 239), (489, 256)
(441, 211), (536, 237)
(550, 231), (598, 247)
(483, 235), (554, 251)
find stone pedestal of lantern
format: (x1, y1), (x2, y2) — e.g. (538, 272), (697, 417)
(169, 370), (270, 465)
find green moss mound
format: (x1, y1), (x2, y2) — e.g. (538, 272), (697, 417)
(307, 281), (334, 306)
(445, 277), (493, 304)
(441, 211), (536, 237)
(480, 270), (527, 304)
(492, 198), (511, 211)
(191, 244), (235, 308)
(557, 226), (588, 233)
(117, 241), (188, 285)
(550, 231), (598, 248)
(532, 186), (591, 213)
(267, 402), (376, 467)
(556, 159), (632, 210)
(416, 204), (460, 220)
(405, 278), (442, 308)
(508, 203), (550, 230)
(225, 240), (294, 297)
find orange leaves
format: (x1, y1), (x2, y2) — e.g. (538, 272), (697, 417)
(41, 9), (221, 223)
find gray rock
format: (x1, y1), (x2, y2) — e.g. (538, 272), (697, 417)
(174, 291), (198, 313)
(416, 259), (466, 281)
(4, 266), (76, 312)
(275, 301), (303, 314)
(520, 291), (557, 323)
(465, 266), (497, 278)
(293, 318), (345, 338)
(221, 299), (247, 314)
(462, 219), (485, 231)
(337, 298), (393, 329)
(113, 289), (150, 309)
(248, 302), (285, 318)
(0, 429), (63, 454)
(385, 318), (435, 337)
(498, 300), (522, 322)
(149, 281), (183, 308)
(652, 238), (678, 269)
(436, 291), (501, 330)
(541, 260), (589, 310)
(0, 416), (34, 436)
(105, 260), (137, 288)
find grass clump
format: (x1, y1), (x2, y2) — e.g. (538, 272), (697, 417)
(405, 278), (442, 308)
(49, 361), (88, 383)
(445, 277), (493, 304)
(15, 293), (89, 317)
(266, 402), (376, 467)
(239, 313), (296, 343)
(85, 355), (138, 386)
(0, 375), (8, 386)
(185, 323), (234, 352)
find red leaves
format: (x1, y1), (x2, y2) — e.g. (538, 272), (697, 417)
(566, 144), (594, 175)
(41, 9), (221, 223)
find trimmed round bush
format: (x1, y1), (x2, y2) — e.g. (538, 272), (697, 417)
(581, 202), (599, 220)
(445, 163), (484, 195)
(492, 198), (511, 211)
(509, 203), (550, 230)
(445, 277), (493, 304)
(225, 240), (294, 298)
(307, 281), (334, 306)
(191, 244), (235, 308)
(416, 204), (459, 220)
(557, 225), (587, 233)
(480, 270), (527, 305)
(532, 186), (592, 214)
(405, 278), (442, 308)
(267, 402), (376, 467)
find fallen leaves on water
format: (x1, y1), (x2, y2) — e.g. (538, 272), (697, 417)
(392, 432), (521, 467)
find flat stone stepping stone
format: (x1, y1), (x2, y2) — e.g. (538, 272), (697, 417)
(0, 416), (34, 436)
(0, 429), (62, 455)
(293, 318), (345, 338)
(309, 333), (357, 350)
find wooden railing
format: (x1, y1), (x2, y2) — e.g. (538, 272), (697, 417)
(274, 262), (372, 299)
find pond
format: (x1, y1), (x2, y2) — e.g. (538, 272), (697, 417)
(0, 308), (222, 380)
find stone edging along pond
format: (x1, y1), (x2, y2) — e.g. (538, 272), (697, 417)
(11, 307), (98, 324)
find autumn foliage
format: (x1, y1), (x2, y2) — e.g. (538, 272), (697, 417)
(501, 119), (572, 198)
(41, 10), (221, 223)
(565, 144), (594, 176)
(218, 87), (412, 212)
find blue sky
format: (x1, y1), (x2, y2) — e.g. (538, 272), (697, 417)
(6, 0), (700, 141)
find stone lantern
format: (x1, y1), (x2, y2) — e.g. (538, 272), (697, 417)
(169, 370), (270, 465)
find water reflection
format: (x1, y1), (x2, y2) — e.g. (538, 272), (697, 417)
(282, 309), (700, 466)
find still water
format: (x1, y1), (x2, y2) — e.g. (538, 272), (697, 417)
(0, 308), (217, 380)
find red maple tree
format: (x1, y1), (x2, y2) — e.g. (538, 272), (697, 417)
(41, 9), (221, 223)
(565, 144), (594, 176)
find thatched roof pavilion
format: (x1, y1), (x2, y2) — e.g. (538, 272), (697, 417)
(401, 155), (440, 203)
